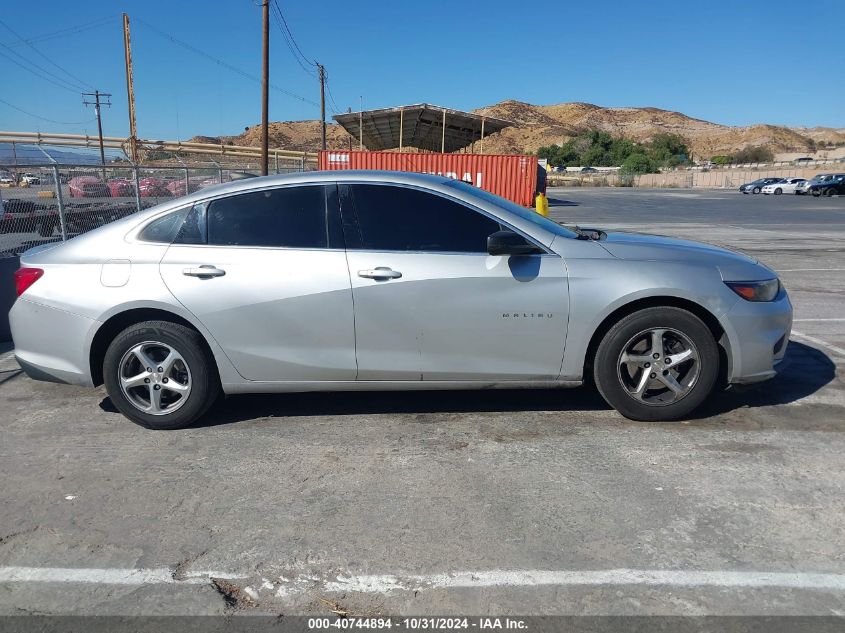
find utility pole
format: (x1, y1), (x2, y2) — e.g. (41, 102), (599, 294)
(83, 90), (112, 178)
(122, 13), (138, 163)
(359, 96), (363, 151)
(260, 0), (270, 175)
(317, 63), (326, 151)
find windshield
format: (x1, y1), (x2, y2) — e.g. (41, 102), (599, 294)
(445, 180), (579, 239)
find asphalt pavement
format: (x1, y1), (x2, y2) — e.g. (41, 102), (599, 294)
(0, 188), (843, 618)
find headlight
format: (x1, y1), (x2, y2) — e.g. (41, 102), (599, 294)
(725, 279), (781, 302)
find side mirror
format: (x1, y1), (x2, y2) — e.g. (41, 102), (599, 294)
(487, 230), (543, 256)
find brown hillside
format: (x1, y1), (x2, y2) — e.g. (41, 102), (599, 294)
(470, 101), (816, 158)
(193, 101), (836, 159)
(194, 120), (354, 153)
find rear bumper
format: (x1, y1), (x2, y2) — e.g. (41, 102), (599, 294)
(9, 298), (96, 386)
(722, 291), (792, 385)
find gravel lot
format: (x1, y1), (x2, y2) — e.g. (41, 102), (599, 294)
(0, 188), (843, 617)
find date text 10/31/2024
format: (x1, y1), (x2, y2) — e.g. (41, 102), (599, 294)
(307, 618), (528, 630)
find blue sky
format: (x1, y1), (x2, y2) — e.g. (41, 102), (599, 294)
(0, 0), (842, 140)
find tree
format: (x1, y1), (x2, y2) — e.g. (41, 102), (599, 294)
(621, 153), (657, 174)
(647, 133), (690, 167)
(731, 146), (774, 164)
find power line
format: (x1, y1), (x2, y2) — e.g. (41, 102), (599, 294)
(0, 17), (94, 90)
(271, 1), (316, 71)
(4, 16), (115, 47)
(324, 72), (342, 114)
(0, 46), (82, 94)
(0, 97), (96, 125)
(269, 3), (316, 77)
(134, 17), (319, 106)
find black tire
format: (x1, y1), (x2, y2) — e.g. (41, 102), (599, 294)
(752, 187), (761, 194)
(593, 307), (719, 422)
(774, 188), (782, 195)
(103, 320), (219, 429)
(825, 188), (836, 197)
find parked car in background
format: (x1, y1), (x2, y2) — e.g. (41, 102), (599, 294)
(739, 178), (782, 194)
(68, 176), (110, 198)
(21, 173), (41, 186)
(198, 171), (257, 189)
(761, 178), (807, 195)
(796, 174), (836, 195)
(107, 178), (136, 198)
(9, 171), (792, 430)
(807, 174), (845, 197)
(0, 173), (15, 185)
(165, 179), (202, 197)
(137, 177), (171, 198)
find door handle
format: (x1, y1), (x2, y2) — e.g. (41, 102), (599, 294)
(183, 265), (226, 278)
(358, 267), (402, 280)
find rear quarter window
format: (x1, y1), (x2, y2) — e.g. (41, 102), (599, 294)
(138, 208), (191, 243)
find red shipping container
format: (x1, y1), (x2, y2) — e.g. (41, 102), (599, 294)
(318, 150), (541, 207)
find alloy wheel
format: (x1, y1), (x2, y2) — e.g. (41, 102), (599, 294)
(617, 327), (701, 406)
(118, 341), (192, 415)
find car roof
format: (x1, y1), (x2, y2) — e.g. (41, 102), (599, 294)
(155, 170), (453, 208)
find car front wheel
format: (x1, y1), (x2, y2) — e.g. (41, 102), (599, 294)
(774, 188), (782, 195)
(593, 307), (719, 421)
(752, 187), (761, 194)
(103, 320), (219, 429)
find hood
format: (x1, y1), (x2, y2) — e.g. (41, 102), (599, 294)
(597, 231), (772, 280)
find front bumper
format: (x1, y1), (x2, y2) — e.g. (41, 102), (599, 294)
(721, 291), (793, 384)
(9, 298), (96, 386)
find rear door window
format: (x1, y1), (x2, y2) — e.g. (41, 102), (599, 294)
(206, 185), (331, 248)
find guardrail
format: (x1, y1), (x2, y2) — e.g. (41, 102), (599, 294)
(0, 131), (318, 165)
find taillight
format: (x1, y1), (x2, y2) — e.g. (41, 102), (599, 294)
(14, 267), (43, 297)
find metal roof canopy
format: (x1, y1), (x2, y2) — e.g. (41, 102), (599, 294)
(333, 103), (512, 153)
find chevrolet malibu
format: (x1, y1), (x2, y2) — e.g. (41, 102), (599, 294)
(10, 172), (792, 429)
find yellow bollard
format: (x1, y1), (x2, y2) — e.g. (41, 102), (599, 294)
(535, 192), (549, 217)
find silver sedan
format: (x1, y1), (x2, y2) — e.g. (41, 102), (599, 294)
(10, 172), (792, 429)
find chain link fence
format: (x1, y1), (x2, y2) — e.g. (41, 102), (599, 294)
(0, 160), (309, 258)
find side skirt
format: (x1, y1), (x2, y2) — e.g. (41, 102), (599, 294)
(222, 379), (583, 395)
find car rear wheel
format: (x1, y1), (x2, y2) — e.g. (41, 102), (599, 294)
(593, 307), (719, 421)
(103, 320), (219, 430)
(752, 187), (761, 194)
(774, 188), (782, 195)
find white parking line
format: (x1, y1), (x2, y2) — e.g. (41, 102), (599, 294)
(794, 318), (845, 322)
(0, 566), (242, 585)
(313, 569), (845, 596)
(3, 566), (845, 595)
(791, 330), (845, 358)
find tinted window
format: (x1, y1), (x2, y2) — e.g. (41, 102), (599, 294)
(175, 203), (206, 245)
(207, 186), (328, 248)
(445, 181), (576, 239)
(139, 208), (190, 243)
(348, 184), (501, 252)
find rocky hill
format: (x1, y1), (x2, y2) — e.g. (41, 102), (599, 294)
(192, 101), (844, 159)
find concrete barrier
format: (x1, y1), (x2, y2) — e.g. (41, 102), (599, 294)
(0, 256), (20, 342)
